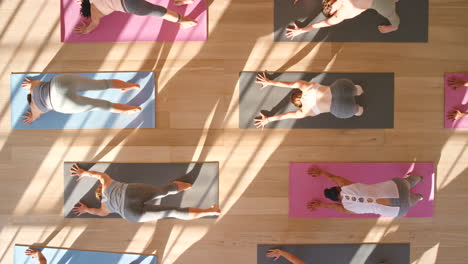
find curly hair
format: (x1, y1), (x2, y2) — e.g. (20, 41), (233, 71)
(80, 0), (92, 18)
(322, 0), (335, 18)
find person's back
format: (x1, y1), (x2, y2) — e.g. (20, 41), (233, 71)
(335, 0), (373, 20)
(340, 180), (400, 216)
(300, 84), (332, 116)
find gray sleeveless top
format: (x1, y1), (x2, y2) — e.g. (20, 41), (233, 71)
(102, 181), (128, 217)
(31, 81), (53, 113)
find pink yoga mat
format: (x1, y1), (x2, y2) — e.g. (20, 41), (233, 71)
(61, 0), (207, 42)
(289, 162), (435, 218)
(444, 73), (468, 129)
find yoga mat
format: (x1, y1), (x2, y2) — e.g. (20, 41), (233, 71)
(289, 162), (434, 218)
(63, 162), (219, 219)
(258, 244), (410, 264)
(10, 72), (155, 129)
(239, 72), (394, 129)
(61, 0), (208, 42)
(15, 245), (157, 264)
(61, 0), (207, 42)
(274, 0), (428, 42)
(444, 73), (468, 129)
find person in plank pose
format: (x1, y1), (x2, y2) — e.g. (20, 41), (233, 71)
(446, 76), (468, 121)
(21, 74), (142, 126)
(306, 166), (424, 217)
(286, 0), (401, 40)
(24, 248), (47, 264)
(74, 0), (197, 34)
(254, 72), (364, 128)
(70, 164), (220, 222)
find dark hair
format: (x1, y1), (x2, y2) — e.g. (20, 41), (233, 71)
(324, 186), (340, 201)
(322, 0), (335, 18)
(290, 90), (303, 107)
(27, 94), (32, 105)
(80, 0), (91, 18)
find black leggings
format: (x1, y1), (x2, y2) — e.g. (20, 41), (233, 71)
(123, 183), (190, 222)
(121, 0), (168, 17)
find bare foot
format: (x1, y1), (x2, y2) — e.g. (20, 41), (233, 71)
(121, 84), (140, 92)
(378, 25), (398, 34)
(174, 181), (192, 191)
(174, 0), (193, 6)
(354, 85), (364, 96)
(355, 105), (364, 116)
(179, 17), (198, 29)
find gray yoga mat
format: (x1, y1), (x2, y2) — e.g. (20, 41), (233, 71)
(258, 244), (410, 264)
(274, 0), (428, 42)
(239, 72), (394, 129)
(64, 162), (219, 219)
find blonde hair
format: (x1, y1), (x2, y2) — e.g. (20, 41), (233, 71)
(291, 90), (303, 108)
(95, 185), (103, 201)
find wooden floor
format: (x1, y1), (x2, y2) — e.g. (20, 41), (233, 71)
(1, 0), (468, 263)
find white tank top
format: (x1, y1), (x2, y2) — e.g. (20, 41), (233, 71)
(341, 181), (400, 217)
(90, 0), (125, 15)
(300, 83), (322, 115)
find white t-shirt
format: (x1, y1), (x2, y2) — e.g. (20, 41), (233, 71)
(341, 180), (400, 217)
(90, 0), (125, 15)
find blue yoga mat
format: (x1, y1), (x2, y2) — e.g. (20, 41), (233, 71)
(10, 72), (155, 129)
(15, 245), (157, 264)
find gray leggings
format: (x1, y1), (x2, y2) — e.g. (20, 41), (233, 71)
(330, 79), (359, 119)
(121, 0), (168, 18)
(123, 183), (190, 222)
(49, 74), (114, 113)
(390, 175), (423, 217)
(371, 0), (400, 27)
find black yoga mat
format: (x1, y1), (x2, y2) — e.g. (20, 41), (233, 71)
(64, 162), (219, 219)
(274, 0), (428, 42)
(258, 244), (410, 264)
(239, 72), (394, 129)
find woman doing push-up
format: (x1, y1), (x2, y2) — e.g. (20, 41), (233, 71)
(70, 164), (220, 222)
(254, 72), (364, 128)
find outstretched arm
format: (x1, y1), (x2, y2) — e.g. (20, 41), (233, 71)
(286, 14), (344, 39)
(256, 72), (316, 91)
(308, 14), (345, 30)
(70, 164), (113, 186)
(254, 110), (309, 129)
(266, 249), (305, 264)
(22, 107), (42, 126)
(25, 248), (47, 264)
(308, 166), (354, 186)
(308, 200), (355, 214)
(73, 201), (110, 217)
